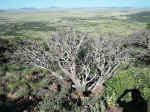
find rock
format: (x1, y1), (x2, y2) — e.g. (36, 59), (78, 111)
(107, 107), (123, 112)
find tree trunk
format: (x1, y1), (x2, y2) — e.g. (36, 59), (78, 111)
(107, 107), (123, 112)
(91, 84), (105, 97)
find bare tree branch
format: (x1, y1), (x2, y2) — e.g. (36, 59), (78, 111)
(12, 29), (129, 97)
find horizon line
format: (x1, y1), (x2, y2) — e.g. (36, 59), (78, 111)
(1, 6), (150, 10)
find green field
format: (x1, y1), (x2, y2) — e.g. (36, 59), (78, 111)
(0, 9), (149, 39)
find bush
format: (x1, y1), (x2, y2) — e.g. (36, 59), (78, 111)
(38, 93), (107, 112)
(125, 29), (150, 64)
(128, 29), (150, 49)
(146, 23), (150, 29)
(105, 62), (150, 111)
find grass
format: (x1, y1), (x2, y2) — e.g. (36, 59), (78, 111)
(105, 61), (150, 111)
(0, 9), (148, 39)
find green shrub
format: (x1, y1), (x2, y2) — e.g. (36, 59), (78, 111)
(105, 62), (150, 111)
(146, 23), (150, 29)
(38, 94), (107, 112)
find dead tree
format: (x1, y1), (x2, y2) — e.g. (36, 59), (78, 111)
(127, 29), (150, 49)
(125, 29), (150, 64)
(12, 29), (129, 98)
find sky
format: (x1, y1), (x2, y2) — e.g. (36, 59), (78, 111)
(0, 0), (150, 9)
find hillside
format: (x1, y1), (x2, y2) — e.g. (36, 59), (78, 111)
(0, 8), (150, 112)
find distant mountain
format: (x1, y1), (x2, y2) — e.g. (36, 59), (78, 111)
(20, 7), (37, 11)
(0, 9), (5, 12)
(2, 7), (150, 12)
(7, 7), (64, 12)
(46, 6), (67, 11)
(48, 6), (62, 9)
(5, 7), (39, 12)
